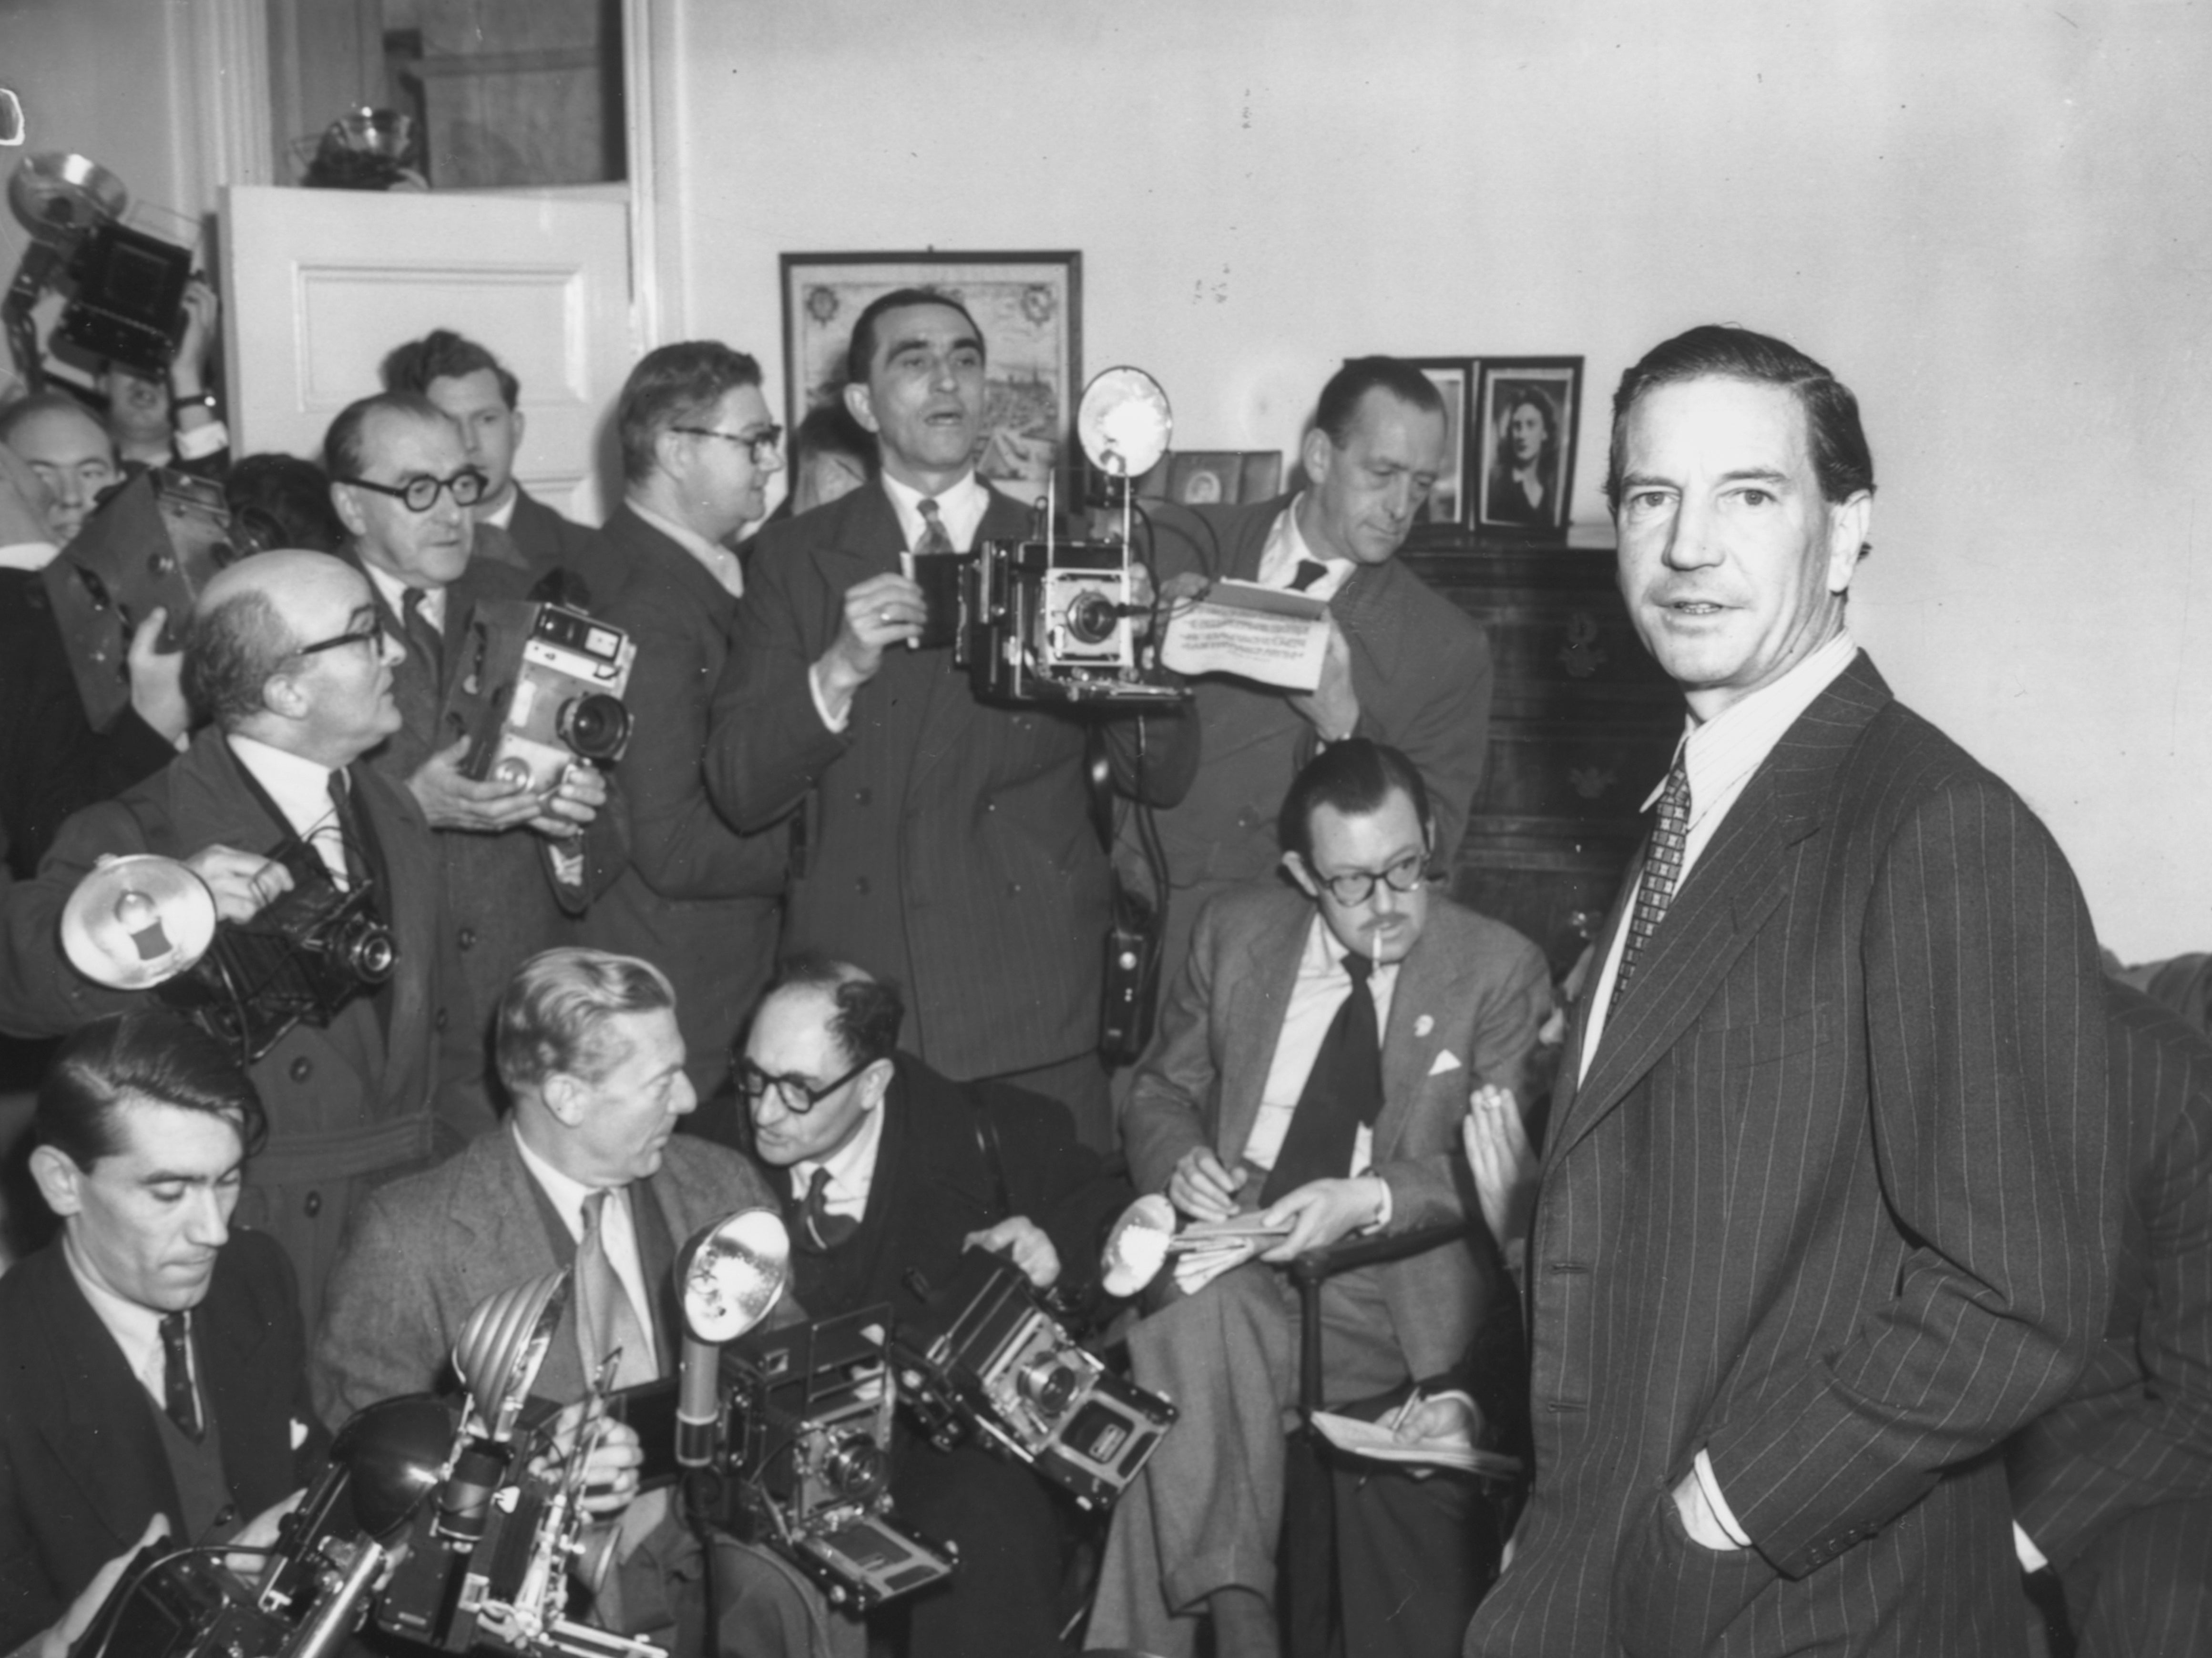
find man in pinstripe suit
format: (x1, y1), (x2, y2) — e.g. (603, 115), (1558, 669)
(1467, 326), (2122, 1657)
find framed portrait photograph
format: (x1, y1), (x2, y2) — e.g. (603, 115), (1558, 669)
(1393, 357), (1476, 527)
(1475, 357), (1583, 538)
(780, 251), (1081, 497)
(1166, 451), (1242, 507)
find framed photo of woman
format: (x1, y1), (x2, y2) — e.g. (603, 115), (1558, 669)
(1475, 358), (1582, 539)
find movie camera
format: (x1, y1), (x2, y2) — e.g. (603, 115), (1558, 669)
(441, 599), (636, 793)
(61, 847), (394, 1064)
(889, 1248), (1176, 1511)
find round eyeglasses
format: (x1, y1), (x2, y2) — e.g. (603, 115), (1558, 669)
(340, 468), (490, 512)
(736, 1055), (871, 1116)
(1312, 851), (1429, 906)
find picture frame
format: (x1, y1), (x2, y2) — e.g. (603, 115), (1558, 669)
(1393, 357), (1477, 527)
(1475, 357), (1583, 538)
(1139, 450), (1283, 506)
(780, 250), (1082, 497)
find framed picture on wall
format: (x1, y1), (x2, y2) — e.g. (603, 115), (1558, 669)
(780, 250), (1082, 498)
(1149, 450), (1283, 506)
(1392, 357), (1477, 528)
(1475, 357), (1582, 538)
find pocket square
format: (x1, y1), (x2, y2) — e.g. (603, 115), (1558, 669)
(1427, 1048), (1463, 1077)
(290, 1418), (309, 1450)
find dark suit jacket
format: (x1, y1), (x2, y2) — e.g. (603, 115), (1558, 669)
(704, 482), (1196, 1078)
(2007, 980), (2212, 1569)
(584, 506), (785, 1099)
(1471, 653), (2120, 1658)
(758, 1051), (1132, 1328)
(2, 730), (488, 1324)
(1122, 881), (1550, 1383)
(312, 1125), (788, 1424)
(0, 1231), (328, 1653)
(349, 545), (627, 1066)
(506, 486), (628, 612)
(1134, 493), (1493, 914)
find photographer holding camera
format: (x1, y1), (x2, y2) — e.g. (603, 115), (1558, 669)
(0, 1010), (328, 1658)
(325, 391), (625, 1067)
(0, 549), (491, 1324)
(705, 288), (1196, 1153)
(315, 947), (858, 1658)
(739, 959), (1132, 1658)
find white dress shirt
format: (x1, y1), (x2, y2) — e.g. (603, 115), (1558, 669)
(226, 733), (352, 888)
(627, 496), (745, 600)
(481, 488), (519, 532)
(0, 537), (58, 573)
(788, 1098), (888, 1225)
(64, 1237), (195, 1412)
(512, 1124), (655, 1342)
(1242, 915), (1401, 1191)
(1252, 496), (1352, 602)
(360, 556), (448, 635)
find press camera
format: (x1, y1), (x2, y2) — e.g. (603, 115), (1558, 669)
(891, 1250), (1175, 1510)
(443, 599), (635, 792)
(952, 528), (1187, 709)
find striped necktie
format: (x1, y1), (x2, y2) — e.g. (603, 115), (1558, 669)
(1610, 757), (1691, 1011)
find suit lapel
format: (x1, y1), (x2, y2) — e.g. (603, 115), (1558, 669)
(1374, 914), (1472, 1159)
(1553, 655), (1892, 1157)
(906, 487), (1034, 791)
(27, 1250), (178, 1547)
(1220, 898), (1317, 1165)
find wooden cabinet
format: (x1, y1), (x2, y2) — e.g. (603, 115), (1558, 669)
(1404, 532), (1679, 976)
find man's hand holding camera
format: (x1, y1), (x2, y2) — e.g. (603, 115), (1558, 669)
(814, 571), (926, 724)
(407, 739), (606, 842)
(963, 1216), (1061, 1290)
(530, 1398), (646, 1520)
(184, 844), (296, 923)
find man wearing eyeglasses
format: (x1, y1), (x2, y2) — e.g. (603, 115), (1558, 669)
(324, 391), (625, 1071)
(582, 342), (792, 1119)
(1086, 738), (1549, 1658)
(737, 957), (1130, 1658)
(0, 550), (490, 1326)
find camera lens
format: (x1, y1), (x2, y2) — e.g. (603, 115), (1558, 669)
(559, 693), (633, 762)
(1065, 592), (1120, 645)
(337, 919), (397, 984)
(1018, 1356), (1081, 1417)
(819, 1433), (889, 1503)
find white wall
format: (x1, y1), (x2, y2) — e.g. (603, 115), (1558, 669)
(651, 0), (2212, 961)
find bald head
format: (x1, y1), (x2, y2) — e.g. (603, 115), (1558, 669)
(0, 394), (118, 543)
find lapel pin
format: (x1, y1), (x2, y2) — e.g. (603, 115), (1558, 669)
(1414, 1013), (1434, 1038)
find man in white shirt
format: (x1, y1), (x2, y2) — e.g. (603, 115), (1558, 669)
(586, 341), (791, 1115)
(0, 1009), (327, 1658)
(314, 946), (853, 1658)
(1468, 325), (2119, 1657)
(1087, 739), (1550, 1658)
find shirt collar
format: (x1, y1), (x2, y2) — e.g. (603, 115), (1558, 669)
(880, 469), (990, 553)
(626, 496), (746, 598)
(0, 538), (59, 573)
(225, 731), (338, 835)
(480, 487), (519, 532)
(1649, 629), (1861, 819)
(1300, 911), (1403, 994)
(357, 552), (448, 632)
(62, 1231), (168, 1381)
(512, 1119), (625, 1239)
(1256, 495), (1351, 594)
(790, 1092), (887, 1207)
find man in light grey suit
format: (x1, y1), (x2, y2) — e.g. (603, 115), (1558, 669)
(313, 947), (858, 1658)
(1086, 740), (1550, 1658)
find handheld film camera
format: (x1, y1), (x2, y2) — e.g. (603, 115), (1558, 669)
(60, 845), (394, 1064)
(891, 1248), (1175, 1510)
(442, 599), (635, 793)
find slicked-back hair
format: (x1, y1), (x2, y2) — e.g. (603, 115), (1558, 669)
(183, 584), (297, 730)
(323, 391), (451, 485)
(0, 388), (113, 452)
(843, 288), (985, 389)
(380, 329), (520, 407)
(495, 947), (676, 1097)
(37, 1009), (266, 1171)
(615, 341), (764, 486)
(1279, 737), (1434, 864)
(762, 955), (904, 1068)
(1312, 358), (1447, 448)
(1604, 324), (1876, 518)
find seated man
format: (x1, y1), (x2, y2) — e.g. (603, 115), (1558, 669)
(0, 1010), (328, 1657)
(2006, 979), (2212, 1657)
(739, 960), (1132, 1658)
(1085, 739), (1551, 1658)
(314, 947), (857, 1658)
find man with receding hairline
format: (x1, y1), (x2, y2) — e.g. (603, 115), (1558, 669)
(0, 547), (486, 1325)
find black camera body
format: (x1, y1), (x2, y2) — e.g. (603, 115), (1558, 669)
(443, 600), (635, 793)
(953, 536), (1187, 710)
(57, 220), (194, 378)
(891, 1252), (1176, 1510)
(158, 851), (394, 1064)
(41, 467), (241, 730)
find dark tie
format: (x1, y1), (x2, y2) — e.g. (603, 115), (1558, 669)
(1261, 953), (1382, 1206)
(401, 585), (443, 680)
(325, 769), (368, 888)
(1288, 558), (1330, 593)
(159, 1311), (202, 1441)
(914, 497), (954, 557)
(800, 1166), (860, 1253)
(1610, 757), (1692, 1012)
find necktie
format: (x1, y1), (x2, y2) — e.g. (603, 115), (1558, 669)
(1288, 558), (1331, 593)
(1610, 757), (1692, 1012)
(159, 1311), (202, 1441)
(401, 585), (443, 680)
(1261, 953), (1382, 1206)
(800, 1165), (860, 1253)
(324, 770), (368, 889)
(914, 497), (954, 557)
(576, 1190), (657, 1390)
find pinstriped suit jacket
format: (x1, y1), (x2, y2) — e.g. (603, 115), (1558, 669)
(1469, 653), (2120, 1658)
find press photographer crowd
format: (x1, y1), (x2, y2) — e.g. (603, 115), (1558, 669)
(0, 206), (2208, 1658)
